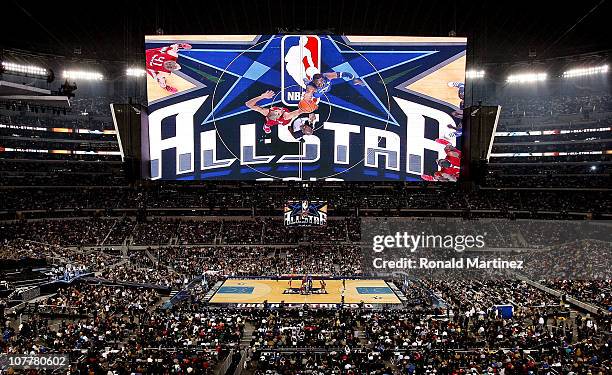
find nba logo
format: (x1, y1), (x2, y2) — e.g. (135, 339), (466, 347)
(281, 35), (321, 106)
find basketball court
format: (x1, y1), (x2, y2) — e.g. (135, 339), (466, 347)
(209, 278), (402, 305)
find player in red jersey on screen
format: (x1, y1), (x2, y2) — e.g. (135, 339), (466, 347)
(447, 81), (465, 120)
(421, 138), (461, 182)
(436, 138), (461, 165)
(245, 90), (306, 134)
(145, 43), (192, 93)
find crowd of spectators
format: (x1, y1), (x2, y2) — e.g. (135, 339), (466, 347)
(543, 280), (611, 312)
(0, 238), (119, 274)
(2, 70), (612, 374)
(423, 280), (561, 311)
(0, 217), (363, 248)
(12, 215), (593, 251)
(249, 309), (360, 349)
(241, 276), (611, 374)
(1, 185), (610, 216)
(0, 111), (113, 131)
(104, 217), (136, 246)
(497, 94), (612, 118)
(176, 220), (222, 245)
(487, 94), (612, 178)
(100, 264), (185, 289)
(1, 230), (610, 374)
(0, 92), (609, 372)
(2, 281), (238, 373)
(484, 168), (610, 189)
(150, 245), (363, 278)
(2, 219), (606, 280)
(519, 240), (611, 281)
(0, 137), (119, 152)
(68, 97), (116, 118)
(1, 218), (117, 247)
(33, 283), (159, 317)
(4, 275), (607, 374)
(131, 218), (178, 246)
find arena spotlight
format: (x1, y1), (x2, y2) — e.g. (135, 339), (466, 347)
(590, 165), (597, 171)
(1, 61), (48, 77)
(506, 72), (547, 84)
(126, 68), (146, 77)
(466, 70), (485, 79)
(63, 70), (104, 81)
(562, 64), (609, 78)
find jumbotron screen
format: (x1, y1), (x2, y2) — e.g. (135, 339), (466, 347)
(144, 35), (466, 181)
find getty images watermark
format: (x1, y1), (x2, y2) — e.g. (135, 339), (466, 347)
(360, 218), (612, 280)
(371, 231), (524, 271)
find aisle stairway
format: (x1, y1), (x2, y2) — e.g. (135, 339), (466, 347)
(240, 322), (255, 349)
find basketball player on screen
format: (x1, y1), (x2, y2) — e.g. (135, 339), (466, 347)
(245, 90), (306, 134)
(289, 113), (317, 140)
(447, 81), (465, 120)
(421, 138), (461, 182)
(301, 72), (364, 105)
(146, 43), (192, 93)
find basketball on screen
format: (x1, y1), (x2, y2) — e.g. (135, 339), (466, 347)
(298, 98), (318, 113)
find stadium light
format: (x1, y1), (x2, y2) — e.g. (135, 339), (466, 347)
(466, 70), (485, 79)
(562, 64), (609, 78)
(63, 70), (104, 81)
(126, 67), (146, 77)
(1, 61), (48, 77)
(506, 72), (547, 83)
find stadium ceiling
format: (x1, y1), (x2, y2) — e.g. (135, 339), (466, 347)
(1, 0), (610, 64)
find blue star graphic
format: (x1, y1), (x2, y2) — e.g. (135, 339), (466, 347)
(175, 35), (450, 127)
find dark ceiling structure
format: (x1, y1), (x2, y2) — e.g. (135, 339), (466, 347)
(1, 0), (610, 65)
